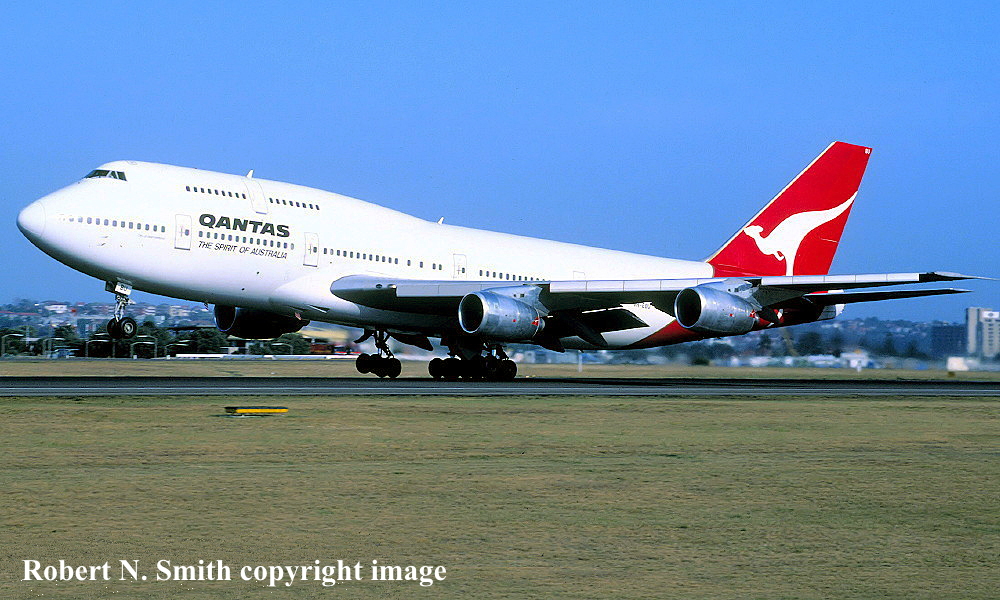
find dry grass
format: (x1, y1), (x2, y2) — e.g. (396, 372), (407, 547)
(2, 357), (999, 381)
(0, 394), (996, 599)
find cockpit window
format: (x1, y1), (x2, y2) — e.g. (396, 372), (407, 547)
(85, 169), (127, 181)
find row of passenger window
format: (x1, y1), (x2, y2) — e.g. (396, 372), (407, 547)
(269, 197), (320, 211)
(319, 247), (445, 270)
(316, 247), (535, 280)
(479, 269), (541, 282)
(198, 230), (294, 249)
(63, 215), (165, 233)
(185, 185), (247, 199)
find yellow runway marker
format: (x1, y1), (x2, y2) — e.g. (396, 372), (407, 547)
(224, 406), (288, 415)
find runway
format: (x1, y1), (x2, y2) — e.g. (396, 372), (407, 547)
(1, 376), (998, 397)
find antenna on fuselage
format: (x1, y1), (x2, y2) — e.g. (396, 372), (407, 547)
(437, 217), (444, 224)
(246, 169), (254, 178)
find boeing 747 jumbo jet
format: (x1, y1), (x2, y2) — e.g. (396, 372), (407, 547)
(17, 142), (977, 380)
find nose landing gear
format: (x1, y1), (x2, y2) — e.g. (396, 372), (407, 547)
(354, 329), (402, 379)
(105, 281), (137, 340)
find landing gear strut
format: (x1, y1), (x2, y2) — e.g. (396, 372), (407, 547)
(105, 281), (137, 339)
(428, 343), (517, 382)
(355, 329), (402, 379)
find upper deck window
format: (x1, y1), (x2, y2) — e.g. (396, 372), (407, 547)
(85, 169), (127, 181)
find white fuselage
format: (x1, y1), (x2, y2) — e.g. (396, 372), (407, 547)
(19, 160), (713, 348)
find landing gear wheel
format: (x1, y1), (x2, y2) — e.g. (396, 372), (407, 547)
(463, 356), (487, 380)
(498, 359), (517, 381)
(385, 357), (402, 379)
(428, 357), (444, 380)
(483, 355), (500, 381)
(118, 317), (138, 339)
(356, 330), (402, 379)
(442, 357), (462, 381)
(106, 318), (122, 339)
(369, 357), (402, 379)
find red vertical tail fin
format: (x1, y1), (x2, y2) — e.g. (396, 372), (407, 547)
(706, 141), (872, 277)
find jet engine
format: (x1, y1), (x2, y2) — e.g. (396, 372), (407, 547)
(458, 291), (544, 341)
(674, 285), (756, 335)
(214, 305), (309, 339)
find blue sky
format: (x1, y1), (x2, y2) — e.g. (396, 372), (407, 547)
(1, 2), (996, 320)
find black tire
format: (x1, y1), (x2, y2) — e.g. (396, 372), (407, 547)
(499, 359), (517, 381)
(356, 353), (372, 374)
(385, 358), (402, 379)
(428, 357), (444, 379)
(443, 357), (462, 381)
(463, 356), (486, 380)
(107, 318), (122, 339)
(119, 317), (138, 339)
(483, 356), (500, 381)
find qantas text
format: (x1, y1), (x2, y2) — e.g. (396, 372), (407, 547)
(199, 214), (290, 238)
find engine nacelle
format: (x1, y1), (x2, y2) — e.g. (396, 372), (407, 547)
(214, 305), (309, 339)
(458, 291), (544, 341)
(674, 286), (756, 335)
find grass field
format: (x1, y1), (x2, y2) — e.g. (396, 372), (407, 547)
(1, 392), (996, 599)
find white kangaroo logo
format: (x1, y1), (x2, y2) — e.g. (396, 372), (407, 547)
(742, 194), (855, 276)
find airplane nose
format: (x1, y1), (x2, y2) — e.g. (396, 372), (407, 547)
(17, 200), (47, 239)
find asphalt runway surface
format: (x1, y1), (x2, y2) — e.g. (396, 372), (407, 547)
(1, 376), (999, 397)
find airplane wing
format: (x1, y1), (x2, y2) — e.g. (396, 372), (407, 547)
(330, 271), (978, 315)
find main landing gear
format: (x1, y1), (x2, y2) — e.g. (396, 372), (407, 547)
(355, 330), (402, 379)
(105, 281), (137, 340)
(428, 344), (517, 382)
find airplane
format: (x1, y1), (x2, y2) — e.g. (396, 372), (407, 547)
(16, 141), (977, 380)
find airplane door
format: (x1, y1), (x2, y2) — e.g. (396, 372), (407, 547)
(452, 254), (467, 279)
(303, 232), (319, 267)
(243, 179), (269, 215)
(174, 214), (192, 250)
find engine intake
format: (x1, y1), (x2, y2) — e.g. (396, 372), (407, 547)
(458, 291), (544, 341)
(214, 305), (309, 339)
(674, 286), (756, 335)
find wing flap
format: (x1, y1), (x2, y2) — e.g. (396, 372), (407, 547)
(797, 288), (971, 307)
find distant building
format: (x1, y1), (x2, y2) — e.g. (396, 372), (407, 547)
(966, 307), (1000, 358)
(168, 305), (191, 318)
(931, 324), (965, 357)
(42, 302), (69, 314)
